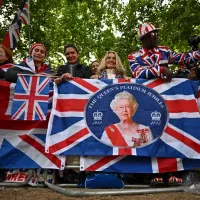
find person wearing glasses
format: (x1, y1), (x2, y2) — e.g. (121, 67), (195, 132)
(54, 44), (92, 84)
(128, 22), (200, 81)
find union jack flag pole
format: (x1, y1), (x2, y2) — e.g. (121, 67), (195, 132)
(28, 0), (31, 57)
(1, 0), (30, 50)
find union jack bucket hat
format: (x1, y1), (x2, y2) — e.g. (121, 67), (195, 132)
(138, 22), (160, 40)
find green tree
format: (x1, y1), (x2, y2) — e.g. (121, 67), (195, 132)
(1, 0), (200, 73)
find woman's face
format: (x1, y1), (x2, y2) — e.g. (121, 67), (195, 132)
(65, 47), (78, 64)
(31, 46), (46, 63)
(105, 52), (116, 69)
(91, 61), (99, 73)
(115, 98), (136, 121)
(0, 47), (8, 63)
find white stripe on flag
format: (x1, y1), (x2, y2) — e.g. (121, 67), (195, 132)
(113, 147), (119, 155)
(144, 78), (187, 94)
(198, 98), (200, 111)
(95, 156), (125, 171)
(162, 94), (195, 100)
(177, 158), (184, 171)
(46, 83), (58, 151)
(0, 128), (47, 148)
(5, 83), (15, 115)
(151, 157), (159, 173)
(80, 156), (126, 171)
(54, 110), (84, 118)
(131, 147), (137, 155)
(70, 80), (97, 94)
(58, 94), (91, 99)
(167, 123), (200, 145)
(112, 147), (136, 155)
(161, 133), (200, 159)
(46, 119), (86, 147)
(85, 79), (108, 89)
(169, 112), (200, 119)
(13, 65), (35, 73)
(7, 137), (60, 169)
(53, 133), (92, 155)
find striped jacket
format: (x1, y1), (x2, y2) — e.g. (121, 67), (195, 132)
(128, 46), (200, 79)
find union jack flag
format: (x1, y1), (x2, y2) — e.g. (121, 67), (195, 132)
(0, 80), (65, 169)
(19, 0), (29, 25)
(1, 0), (29, 49)
(0, 63), (13, 72)
(46, 78), (200, 159)
(11, 75), (50, 121)
(80, 156), (200, 173)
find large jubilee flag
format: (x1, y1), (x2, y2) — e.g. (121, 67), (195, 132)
(46, 78), (200, 159)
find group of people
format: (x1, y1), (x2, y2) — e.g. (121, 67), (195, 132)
(1, 22), (200, 187)
(1, 22), (200, 84)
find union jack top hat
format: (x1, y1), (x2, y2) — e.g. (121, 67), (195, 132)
(138, 22), (160, 40)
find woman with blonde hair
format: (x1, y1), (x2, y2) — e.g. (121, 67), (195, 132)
(91, 51), (127, 79)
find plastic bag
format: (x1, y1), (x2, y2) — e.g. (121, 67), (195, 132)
(85, 173), (124, 189)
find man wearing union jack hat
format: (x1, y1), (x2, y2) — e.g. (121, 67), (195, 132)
(128, 22), (200, 81)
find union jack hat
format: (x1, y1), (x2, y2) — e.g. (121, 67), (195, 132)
(138, 22), (160, 39)
(30, 43), (47, 56)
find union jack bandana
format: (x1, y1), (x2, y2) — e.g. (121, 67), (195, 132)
(99, 70), (123, 79)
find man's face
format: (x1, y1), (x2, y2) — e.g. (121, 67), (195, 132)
(142, 31), (159, 49)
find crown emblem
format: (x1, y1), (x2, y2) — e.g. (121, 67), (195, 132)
(93, 110), (103, 121)
(151, 111), (161, 121)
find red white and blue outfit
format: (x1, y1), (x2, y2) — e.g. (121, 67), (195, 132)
(128, 46), (200, 79)
(99, 70), (124, 79)
(0, 62), (13, 79)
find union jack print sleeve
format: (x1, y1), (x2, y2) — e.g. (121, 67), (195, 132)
(127, 53), (164, 79)
(169, 49), (200, 66)
(128, 46), (200, 79)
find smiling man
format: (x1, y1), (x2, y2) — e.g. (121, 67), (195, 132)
(128, 22), (200, 81)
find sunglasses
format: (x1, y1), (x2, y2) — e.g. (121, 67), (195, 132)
(150, 31), (159, 37)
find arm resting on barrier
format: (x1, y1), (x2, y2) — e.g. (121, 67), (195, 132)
(5, 67), (34, 83)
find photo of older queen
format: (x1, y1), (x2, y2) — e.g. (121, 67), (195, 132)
(101, 91), (153, 148)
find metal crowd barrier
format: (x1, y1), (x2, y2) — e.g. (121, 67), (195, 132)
(45, 181), (187, 197)
(0, 156), (196, 197)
